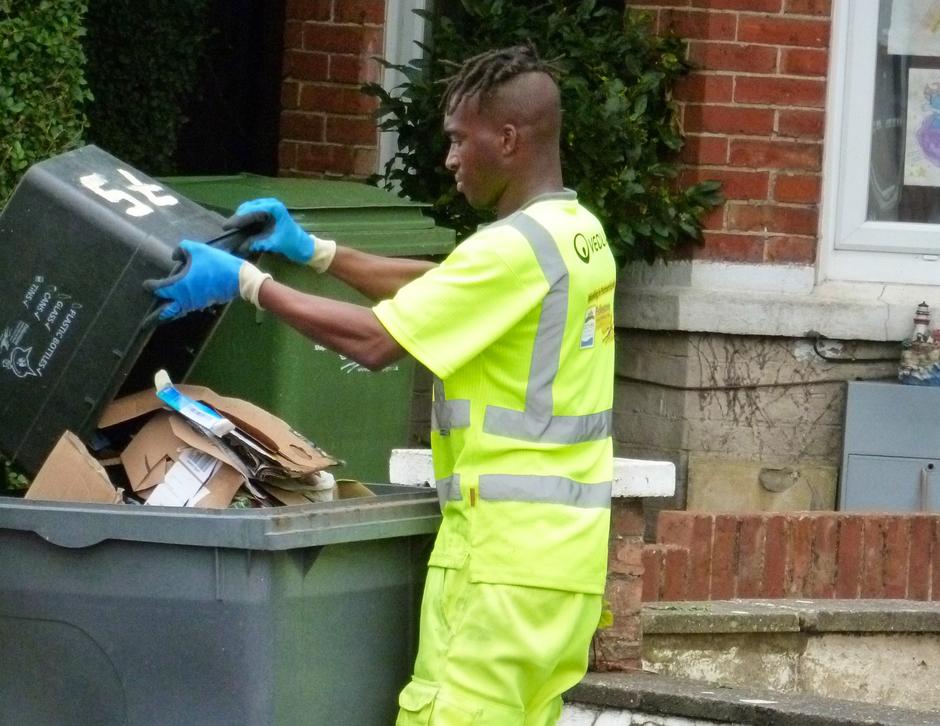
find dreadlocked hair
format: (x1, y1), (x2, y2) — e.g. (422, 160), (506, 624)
(440, 43), (560, 113)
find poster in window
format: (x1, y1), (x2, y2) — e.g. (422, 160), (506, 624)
(904, 67), (940, 186)
(889, 1), (940, 56)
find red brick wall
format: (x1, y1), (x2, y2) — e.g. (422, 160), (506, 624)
(627, 0), (831, 265)
(594, 499), (646, 671)
(280, 0), (385, 179)
(644, 511), (939, 601)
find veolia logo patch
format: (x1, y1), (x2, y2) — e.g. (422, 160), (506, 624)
(573, 232), (608, 263)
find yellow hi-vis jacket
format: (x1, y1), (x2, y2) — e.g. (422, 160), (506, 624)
(374, 190), (615, 594)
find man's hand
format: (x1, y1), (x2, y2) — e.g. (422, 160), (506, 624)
(223, 197), (314, 264)
(144, 240), (244, 321)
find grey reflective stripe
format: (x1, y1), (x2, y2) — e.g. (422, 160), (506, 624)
(431, 378), (470, 432)
(483, 212), (612, 444)
(486, 408), (612, 443)
(435, 475), (462, 509)
(478, 474), (611, 509)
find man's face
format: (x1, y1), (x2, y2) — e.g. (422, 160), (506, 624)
(443, 97), (506, 210)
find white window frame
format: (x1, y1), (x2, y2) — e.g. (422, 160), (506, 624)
(819, 0), (940, 286)
(378, 0), (428, 178)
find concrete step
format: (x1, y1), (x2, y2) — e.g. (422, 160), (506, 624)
(562, 670), (940, 726)
(639, 598), (940, 714)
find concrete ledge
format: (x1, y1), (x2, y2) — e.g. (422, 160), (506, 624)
(615, 260), (939, 341)
(388, 449), (435, 487)
(565, 671), (939, 726)
(389, 449), (676, 499)
(612, 457), (675, 498)
(643, 599), (940, 635)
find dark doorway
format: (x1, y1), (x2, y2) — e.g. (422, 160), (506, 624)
(174, 0), (286, 175)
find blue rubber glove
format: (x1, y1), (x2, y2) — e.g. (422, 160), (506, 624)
(222, 197), (314, 264)
(144, 240), (243, 321)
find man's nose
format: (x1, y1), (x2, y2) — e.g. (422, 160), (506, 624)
(445, 146), (458, 171)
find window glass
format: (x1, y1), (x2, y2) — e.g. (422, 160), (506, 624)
(869, 0), (940, 223)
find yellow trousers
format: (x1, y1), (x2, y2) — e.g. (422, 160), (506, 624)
(396, 561), (601, 726)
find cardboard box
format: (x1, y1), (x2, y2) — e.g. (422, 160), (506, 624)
(24, 383), (347, 508)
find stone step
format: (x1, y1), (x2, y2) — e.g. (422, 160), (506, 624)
(638, 598), (940, 714)
(562, 670), (940, 726)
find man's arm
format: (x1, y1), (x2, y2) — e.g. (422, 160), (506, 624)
(327, 246), (436, 302)
(257, 277), (406, 370)
(221, 197), (437, 302)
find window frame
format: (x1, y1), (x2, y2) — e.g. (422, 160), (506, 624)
(378, 1), (428, 178)
(820, 0), (940, 286)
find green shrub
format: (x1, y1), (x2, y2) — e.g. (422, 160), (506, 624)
(0, 0), (91, 207)
(364, 0), (722, 264)
(83, 0), (211, 174)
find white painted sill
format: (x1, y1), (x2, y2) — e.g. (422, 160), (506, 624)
(388, 449), (676, 499)
(615, 261), (940, 342)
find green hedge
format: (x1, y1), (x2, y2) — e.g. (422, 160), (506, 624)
(0, 0), (91, 207)
(0, 1), (213, 205)
(365, 0), (722, 264)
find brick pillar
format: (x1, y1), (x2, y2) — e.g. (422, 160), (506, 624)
(593, 497), (645, 671)
(280, 0), (385, 179)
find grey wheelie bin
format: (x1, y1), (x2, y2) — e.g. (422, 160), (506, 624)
(158, 174), (455, 484)
(0, 487), (439, 725)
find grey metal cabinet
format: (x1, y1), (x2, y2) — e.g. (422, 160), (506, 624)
(840, 381), (940, 511)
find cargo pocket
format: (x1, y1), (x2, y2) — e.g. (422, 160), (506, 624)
(396, 678), (480, 726)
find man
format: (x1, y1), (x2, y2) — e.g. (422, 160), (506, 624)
(149, 45), (616, 725)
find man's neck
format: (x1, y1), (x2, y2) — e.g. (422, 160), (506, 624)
(496, 174), (565, 219)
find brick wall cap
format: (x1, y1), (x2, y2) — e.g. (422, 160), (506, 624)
(642, 598), (940, 635)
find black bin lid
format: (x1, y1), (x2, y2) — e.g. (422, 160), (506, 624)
(0, 145), (227, 475)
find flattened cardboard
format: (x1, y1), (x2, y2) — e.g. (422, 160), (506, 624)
(261, 484), (313, 507)
(121, 413), (241, 490)
(134, 463), (243, 510)
(120, 413), (183, 492)
(261, 480), (374, 505)
(99, 384), (337, 473)
(137, 458), (173, 493)
(25, 431), (123, 505)
(336, 480), (376, 499)
(120, 412), (247, 509)
(192, 464), (245, 508)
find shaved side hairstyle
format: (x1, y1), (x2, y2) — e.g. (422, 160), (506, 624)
(441, 43), (559, 114)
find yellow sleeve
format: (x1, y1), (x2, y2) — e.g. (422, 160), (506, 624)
(373, 228), (548, 379)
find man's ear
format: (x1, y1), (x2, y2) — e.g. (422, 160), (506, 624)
(500, 123), (518, 155)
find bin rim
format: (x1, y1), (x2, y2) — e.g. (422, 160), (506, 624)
(0, 485), (440, 550)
